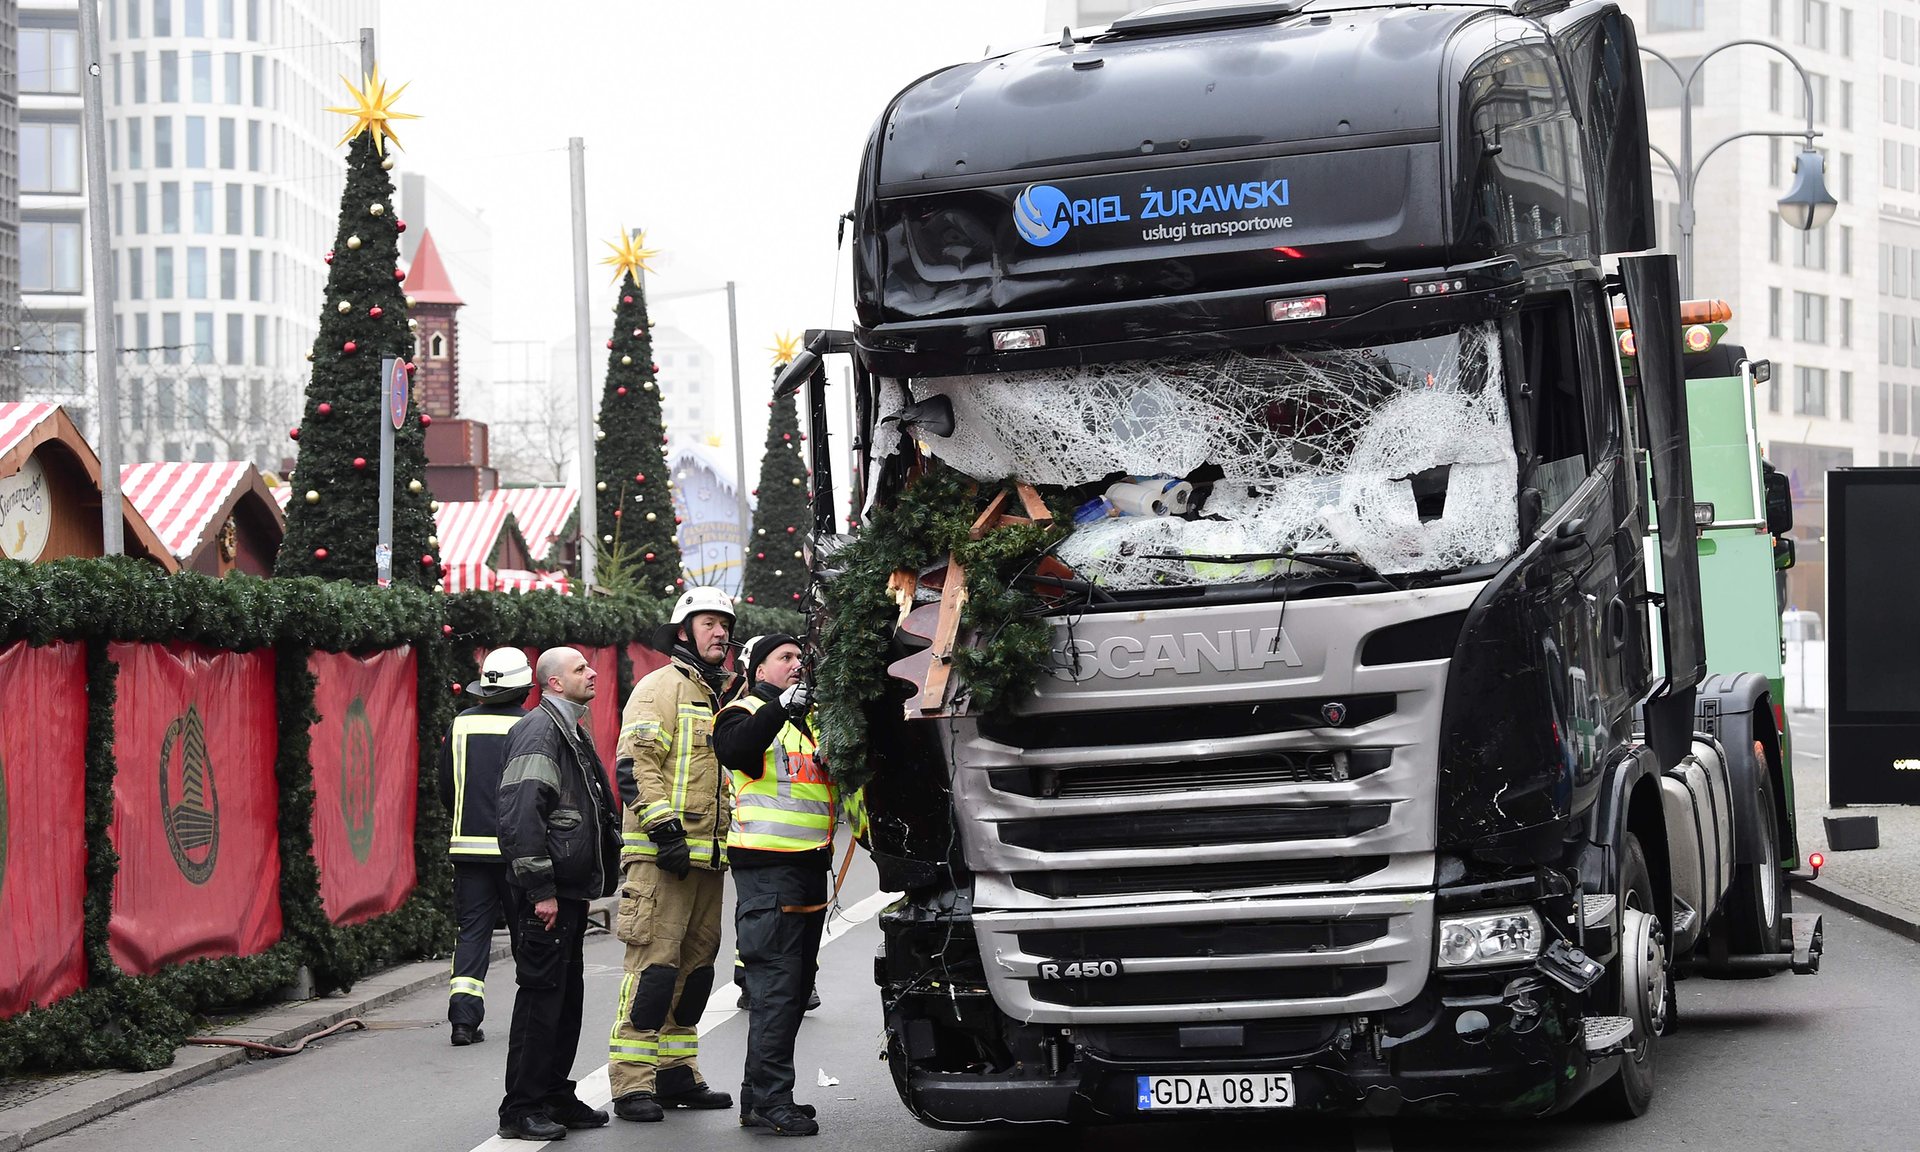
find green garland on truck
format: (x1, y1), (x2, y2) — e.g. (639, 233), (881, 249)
(814, 465), (1068, 791)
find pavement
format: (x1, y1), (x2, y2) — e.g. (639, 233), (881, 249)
(1784, 710), (1920, 941)
(1, 714), (1916, 1150)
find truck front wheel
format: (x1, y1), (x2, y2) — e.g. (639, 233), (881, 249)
(1591, 832), (1667, 1119)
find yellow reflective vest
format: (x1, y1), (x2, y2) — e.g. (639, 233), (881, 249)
(721, 695), (834, 854)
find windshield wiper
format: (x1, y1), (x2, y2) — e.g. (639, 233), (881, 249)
(1139, 551), (1385, 581)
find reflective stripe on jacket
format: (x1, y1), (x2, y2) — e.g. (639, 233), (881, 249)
(618, 655), (736, 869)
(435, 703), (524, 861)
(721, 695), (834, 853)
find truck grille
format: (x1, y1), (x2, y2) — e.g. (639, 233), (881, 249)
(997, 803), (1391, 852)
(1017, 916), (1391, 959)
(1032, 966), (1387, 1008)
(1009, 857), (1387, 899)
(978, 694), (1396, 750)
(988, 750), (1354, 798)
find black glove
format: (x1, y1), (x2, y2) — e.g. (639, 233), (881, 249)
(651, 818), (691, 879)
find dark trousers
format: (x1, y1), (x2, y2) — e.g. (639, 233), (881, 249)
(733, 861), (828, 1114)
(499, 891), (588, 1123)
(450, 862), (515, 1028)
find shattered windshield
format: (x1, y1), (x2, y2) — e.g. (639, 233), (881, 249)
(880, 322), (1519, 588)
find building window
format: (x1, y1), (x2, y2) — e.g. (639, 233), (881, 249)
(129, 120), (144, 171)
(194, 314), (213, 364)
(1840, 225), (1853, 276)
(224, 53), (241, 103)
(1840, 371), (1853, 421)
(163, 313), (182, 365)
(1795, 291), (1827, 344)
(186, 117), (206, 168)
(21, 220), (85, 294)
(156, 246), (175, 298)
(161, 182), (180, 233)
(226, 314), (243, 362)
(129, 248), (145, 300)
(218, 119), (235, 169)
(218, 0), (233, 37)
(1646, 0), (1703, 32)
(19, 321), (85, 393)
(253, 186), (266, 237)
(1794, 366), (1829, 417)
(1769, 286), (1783, 339)
(193, 182), (212, 232)
(1896, 381), (1912, 436)
(254, 315), (266, 366)
(246, 120), (260, 171)
(21, 120), (83, 194)
(1841, 80), (1853, 131)
(251, 55), (265, 107)
(1841, 297), (1854, 347)
(1896, 315), (1910, 366)
(187, 247), (207, 298)
(1801, 0), (1830, 51)
(191, 51), (211, 102)
(185, 0), (203, 36)
(155, 116), (173, 167)
(154, 0), (171, 37)
(133, 50), (148, 103)
(248, 249), (261, 301)
(225, 184), (243, 234)
(220, 248), (236, 300)
(160, 51), (179, 102)
(19, 26), (81, 95)
(429, 332), (446, 358)
(1881, 381), (1892, 433)
(1841, 7), (1853, 57)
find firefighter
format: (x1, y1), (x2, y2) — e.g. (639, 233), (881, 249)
(606, 586), (741, 1122)
(714, 632), (831, 1136)
(436, 647), (533, 1046)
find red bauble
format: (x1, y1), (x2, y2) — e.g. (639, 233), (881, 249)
(420, 413), (432, 427)
(289, 427), (300, 441)
(623, 295), (633, 303)
(314, 547), (329, 559)
(791, 593), (801, 601)
(644, 552), (656, 561)
(324, 250), (335, 264)
(782, 433), (791, 441)
(353, 456), (368, 469)
(746, 595), (755, 603)
(405, 360), (416, 373)
(676, 578), (685, 586)
(674, 516), (683, 525)
(395, 219), (407, 233)
(394, 268), (406, 281)
(613, 509), (622, 518)
(451, 683), (462, 695)
(368, 305), (383, 318)
(442, 624), (454, 636)
(650, 363), (659, 373)
(617, 386), (627, 396)
(785, 526), (795, 534)
(605, 339), (613, 349)
(421, 553), (435, 565)
(755, 552), (765, 560)
(343, 340), (358, 354)
(634, 473), (646, 483)
(317, 402), (332, 416)
(751, 488), (759, 497)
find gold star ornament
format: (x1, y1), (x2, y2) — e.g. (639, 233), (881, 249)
(326, 65), (419, 155)
(602, 230), (660, 284)
(770, 331), (803, 368)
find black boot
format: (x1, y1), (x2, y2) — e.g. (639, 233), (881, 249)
(747, 1102), (820, 1136)
(656, 1082), (733, 1110)
(450, 1024), (484, 1046)
(497, 1113), (566, 1141)
(743, 1102), (817, 1128)
(613, 1093), (664, 1123)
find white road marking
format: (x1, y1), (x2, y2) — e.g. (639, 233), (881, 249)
(468, 888), (899, 1151)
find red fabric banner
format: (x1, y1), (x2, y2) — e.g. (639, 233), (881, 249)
(107, 643), (281, 975)
(308, 648), (419, 926)
(0, 640), (88, 1018)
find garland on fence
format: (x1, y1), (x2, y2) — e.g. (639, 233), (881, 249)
(0, 560), (667, 1075)
(814, 465), (1067, 792)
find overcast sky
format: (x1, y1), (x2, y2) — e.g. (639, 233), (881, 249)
(377, 0), (1051, 496)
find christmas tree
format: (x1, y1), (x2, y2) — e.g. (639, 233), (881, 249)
(741, 335), (810, 607)
(278, 69), (436, 585)
(592, 232), (681, 596)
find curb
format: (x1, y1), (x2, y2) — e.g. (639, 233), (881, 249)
(0, 942), (510, 1152)
(1792, 875), (1920, 943)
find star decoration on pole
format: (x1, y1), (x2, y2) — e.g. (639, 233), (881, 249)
(325, 64), (419, 155)
(770, 331), (803, 368)
(602, 229), (660, 284)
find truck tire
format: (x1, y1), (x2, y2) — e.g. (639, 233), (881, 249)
(1591, 833), (1667, 1119)
(1723, 748), (1787, 961)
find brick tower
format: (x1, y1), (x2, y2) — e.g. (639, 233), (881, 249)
(407, 229), (496, 501)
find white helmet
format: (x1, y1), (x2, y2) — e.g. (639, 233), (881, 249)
(468, 647), (532, 698)
(670, 585), (736, 627)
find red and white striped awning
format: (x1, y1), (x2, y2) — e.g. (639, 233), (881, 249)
(0, 403), (58, 461)
(495, 568), (570, 594)
(269, 484), (292, 511)
(120, 461), (252, 561)
(496, 486), (577, 561)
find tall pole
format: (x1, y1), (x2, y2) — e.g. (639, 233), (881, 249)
(726, 281), (749, 590)
(80, 0), (123, 554)
(569, 138), (597, 586)
(359, 26), (373, 80)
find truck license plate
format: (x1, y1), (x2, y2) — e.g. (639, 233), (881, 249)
(1136, 1073), (1294, 1111)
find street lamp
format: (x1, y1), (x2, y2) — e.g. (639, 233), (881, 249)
(649, 281), (748, 592)
(1640, 39), (1836, 296)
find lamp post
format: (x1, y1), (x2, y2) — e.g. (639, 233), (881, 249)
(1641, 40), (1837, 297)
(649, 282), (749, 592)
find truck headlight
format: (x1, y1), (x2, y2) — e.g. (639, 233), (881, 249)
(1437, 907), (1544, 969)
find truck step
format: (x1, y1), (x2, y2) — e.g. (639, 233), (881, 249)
(1581, 1015), (1635, 1056)
(1581, 894), (1616, 928)
(1671, 897), (1697, 939)
(1789, 912), (1824, 975)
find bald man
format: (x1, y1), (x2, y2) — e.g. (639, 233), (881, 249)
(494, 647), (621, 1141)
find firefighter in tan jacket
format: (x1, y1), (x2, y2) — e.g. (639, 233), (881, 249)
(606, 586), (741, 1123)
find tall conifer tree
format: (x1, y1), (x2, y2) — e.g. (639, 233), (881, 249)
(278, 71), (435, 585)
(592, 233), (681, 594)
(741, 343), (810, 607)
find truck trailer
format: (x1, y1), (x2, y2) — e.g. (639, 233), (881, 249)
(779, 0), (1821, 1124)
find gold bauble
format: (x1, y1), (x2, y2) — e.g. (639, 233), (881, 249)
(346, 235), (362, 249)
(369, 202), (385, 216)
(595, 481), (607, 491)
(304, 490), (320, 504)
(645, 512), (657, 522)
(337, 300), (352, 313)
(408, 479), (423, 493)
(621, 355), (633, 366)
(407, 318), (418, 330)
(380, 156), (395, 171)
(428, 536), (438, 547)
(405, 295), (416, 308)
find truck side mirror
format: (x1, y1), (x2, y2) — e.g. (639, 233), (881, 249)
(1773, 537), (1796, 571)
(1762, 464), (1793, 536)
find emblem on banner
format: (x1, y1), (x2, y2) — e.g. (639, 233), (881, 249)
(160, 706), (220, 884)
(342, 698), (376, 863)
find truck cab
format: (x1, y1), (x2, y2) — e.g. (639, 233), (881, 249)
(784, 0), (1818, 1125)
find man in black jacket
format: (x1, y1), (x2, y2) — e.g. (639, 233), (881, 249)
(494, 647), (621, 1142)
(437, 647), (533, 1046)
